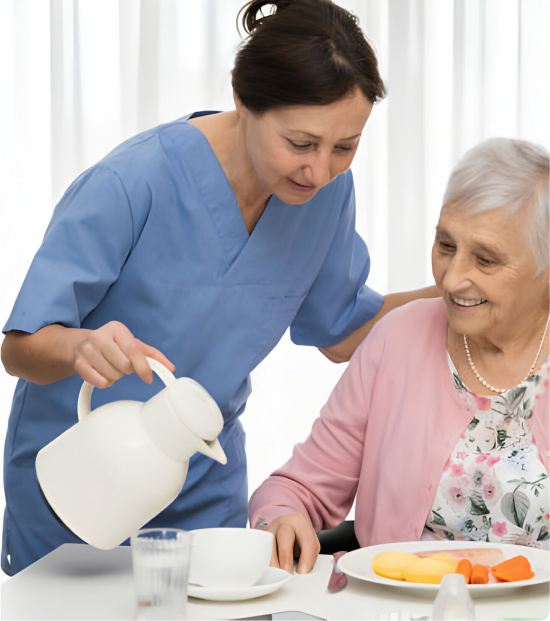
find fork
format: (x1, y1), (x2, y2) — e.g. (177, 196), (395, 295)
(327, 551), (348, 591)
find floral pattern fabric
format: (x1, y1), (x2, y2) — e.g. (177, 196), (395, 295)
(421, 355), (549, 549)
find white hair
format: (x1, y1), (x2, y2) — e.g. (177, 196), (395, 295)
(443, 137), (549, 276)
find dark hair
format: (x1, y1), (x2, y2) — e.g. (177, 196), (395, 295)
(232, 0), (386, 114)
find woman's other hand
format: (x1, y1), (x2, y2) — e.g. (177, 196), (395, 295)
(265, 513), (320, 574)
(72, 321), (175, 388)
(1, 322), (175, 386)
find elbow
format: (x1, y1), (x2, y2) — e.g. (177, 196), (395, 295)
(1, 335), (16, 377)
(319, 346), (351, 364)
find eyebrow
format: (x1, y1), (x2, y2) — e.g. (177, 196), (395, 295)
(435, 226), (453, 240)
(288, 131), (362, 141)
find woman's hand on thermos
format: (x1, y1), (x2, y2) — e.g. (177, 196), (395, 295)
(72, 321), (175, 388)
(1, 322), (175, 386)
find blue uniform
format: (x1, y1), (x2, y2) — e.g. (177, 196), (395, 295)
(2, 112), (383, 575)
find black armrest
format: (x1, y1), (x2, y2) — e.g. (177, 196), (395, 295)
(317, 520), (360, 555)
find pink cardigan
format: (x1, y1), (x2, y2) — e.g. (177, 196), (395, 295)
(249, 298), (550, 546)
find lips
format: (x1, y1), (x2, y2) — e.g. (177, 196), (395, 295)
(287, 178), (314, 192)
(450, 294), (487, 308)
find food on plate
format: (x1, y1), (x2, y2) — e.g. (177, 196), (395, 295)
(416, 547), (505, 566)
(403, 556), (458, 584)
(428, 552), (461, 565)
(371, 551), (418, 580)
(455, 559), (472, 584)
(372, 551), (458, 584)
(470, 564), (489, 584)
(372, 548), (537, 585)
(491, 556), (535, 582)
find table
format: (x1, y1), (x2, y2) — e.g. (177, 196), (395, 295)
(1, 544), (548, 620)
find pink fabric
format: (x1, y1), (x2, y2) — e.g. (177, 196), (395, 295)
(249, 298), (550, 546)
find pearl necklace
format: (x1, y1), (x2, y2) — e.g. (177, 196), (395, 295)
(463, 314), (550, 394)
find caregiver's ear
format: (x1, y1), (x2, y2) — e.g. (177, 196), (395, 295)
(233, 90), (250, 121)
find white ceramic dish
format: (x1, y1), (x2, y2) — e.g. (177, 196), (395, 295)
(188, 566), (292, 601)
(338, 541), (550, 598)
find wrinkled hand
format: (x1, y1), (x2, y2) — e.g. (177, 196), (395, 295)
(72, 321), (175, 388)
(265, 513), (320, 574)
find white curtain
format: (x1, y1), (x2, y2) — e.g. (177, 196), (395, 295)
(1, 1), (549, 556)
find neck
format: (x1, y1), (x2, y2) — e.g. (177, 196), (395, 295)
(190, 111), (271, 231)
(461, 306), (550, 359)
(447, 306), (550, 395)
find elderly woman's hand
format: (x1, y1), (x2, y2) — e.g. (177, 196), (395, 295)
(265, 513), (320, 574)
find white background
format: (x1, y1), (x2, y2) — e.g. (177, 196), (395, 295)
(1, 0), (549, 581)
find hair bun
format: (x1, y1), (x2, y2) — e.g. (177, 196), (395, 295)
(239, 0), (295, 36)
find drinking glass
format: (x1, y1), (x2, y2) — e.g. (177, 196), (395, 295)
(131, 528), (191, 620)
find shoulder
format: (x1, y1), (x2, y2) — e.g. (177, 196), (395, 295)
(99, 116), (196, 172)
(356, 297), (448, 362)
(378, 297), (447, 333)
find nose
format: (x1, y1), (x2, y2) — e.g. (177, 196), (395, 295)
(441, 251), (473, 294)
(301, 150), (332, 188)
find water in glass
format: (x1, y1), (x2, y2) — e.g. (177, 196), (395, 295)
(131, 528), (191, 620)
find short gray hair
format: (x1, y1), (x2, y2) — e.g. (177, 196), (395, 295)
(443, 137), (549, 276)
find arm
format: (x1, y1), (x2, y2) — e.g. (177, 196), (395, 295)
(250, 324), (384, 572)
(1, 323), (175, 387)
(1, 165), (174, 388)
(320, 284), (439, 363)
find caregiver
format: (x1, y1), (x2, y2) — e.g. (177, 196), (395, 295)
(1, 0), (436, 575)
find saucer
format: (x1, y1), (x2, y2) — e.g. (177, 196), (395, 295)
(188, 567), (293, 601)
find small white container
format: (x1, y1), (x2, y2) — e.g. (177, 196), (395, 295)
(432, 573), (475, 620)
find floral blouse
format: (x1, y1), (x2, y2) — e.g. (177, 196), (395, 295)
(421, 355), (550, 549)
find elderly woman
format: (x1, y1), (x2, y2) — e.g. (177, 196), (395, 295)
(249, 137), (550, 574)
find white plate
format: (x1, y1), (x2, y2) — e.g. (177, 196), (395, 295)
(188, 566), (293, 601)
(338, 541), (550, 598)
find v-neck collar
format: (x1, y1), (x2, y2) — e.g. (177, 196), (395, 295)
(182, 118), (275, 270)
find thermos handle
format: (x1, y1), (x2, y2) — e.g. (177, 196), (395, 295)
(77, 356), (177, 421)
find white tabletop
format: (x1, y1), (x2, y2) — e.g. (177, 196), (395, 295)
(1, 544), (548, 620)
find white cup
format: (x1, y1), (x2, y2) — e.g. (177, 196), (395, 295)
(189, 528), (273, 588)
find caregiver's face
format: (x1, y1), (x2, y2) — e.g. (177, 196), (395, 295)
(432, 206), (548, 339)
(240, 87), (372, 204)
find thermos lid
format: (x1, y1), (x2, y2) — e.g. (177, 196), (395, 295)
(165, 378), (224, 442)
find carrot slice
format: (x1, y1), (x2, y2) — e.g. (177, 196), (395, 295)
(491, 556), (535, 582)
(455, 559), (472, 584)
(492, 555), (531, 572)
(471, 564), (489, 584)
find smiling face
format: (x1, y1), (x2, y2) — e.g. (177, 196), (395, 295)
(432, 206), (549, 342)
(236, 88), (373, 204)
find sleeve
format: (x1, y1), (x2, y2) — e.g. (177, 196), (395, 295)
(3, 165), (135, 334)
(249, 320), (386, 531)
(290, 170), (384, 349)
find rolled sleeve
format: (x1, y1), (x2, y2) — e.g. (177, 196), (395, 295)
(290, 171), (384, 348)
(3, 165), (134, 335)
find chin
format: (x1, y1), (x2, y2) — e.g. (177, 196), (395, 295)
(275, 189), (317, 205)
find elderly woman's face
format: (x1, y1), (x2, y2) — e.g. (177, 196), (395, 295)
(432, 206), (548, 339)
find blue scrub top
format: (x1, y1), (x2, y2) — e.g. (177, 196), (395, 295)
(2, 112), (383, 575)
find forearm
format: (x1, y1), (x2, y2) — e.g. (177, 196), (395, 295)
(320, 285), (440, 363)
(1, 325), (86, 384)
